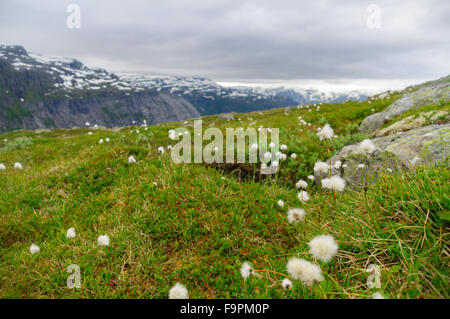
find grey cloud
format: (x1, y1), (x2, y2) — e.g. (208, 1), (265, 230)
(0, 0), (448, 84)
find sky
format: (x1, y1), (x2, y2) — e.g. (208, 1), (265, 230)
(0, 0), (449, 93)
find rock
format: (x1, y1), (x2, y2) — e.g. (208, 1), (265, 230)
(328, 124), (449, 187)
(218, 113), (235, 121)
(360, 82), (449, 134)
(375, 110), (449, 137)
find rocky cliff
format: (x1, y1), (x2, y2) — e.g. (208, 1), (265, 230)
(0, 45), (202, 132)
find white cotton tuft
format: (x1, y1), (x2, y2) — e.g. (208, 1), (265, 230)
(358, 164), (365, 169)
(317, 124), (334, 140)
(29, 243), (40, 255)
(333, 161), (342, 169)
(105, 138), (110, 142)
(263, 152), (272, 161)
(360, 139), (377, 154)
(286, 257), (323, 286)
(321, 175), (345, 192)
(251, 143), (258, 150)
(157, 146), (165, 154)
(290, 153), (297, 159)
(168, 130), (177, 140)
(66, 227), (76, 239)
(0, 163), (5, 170)
(287, 208), (306, 223)
(281, 278), (293, 290)
(99, 139), (104, 144)
(14, 162), (23, 170)
(314, 161), (329, 174)
(269, 142), (275, 149)
(308, 235), (338, 263)
(169, 283), (189, 299)
(88, 131), (92, 135)
(128, 155), (136, 164)
(307, 175), (314, 182)
(372, 291), (384, 299)
(277, 199), (285, 208)
(280, 144), (288, 151)
(295, 179), (308, 189)
(240, 262), (253, 279)
(97, 235), (110, 246)
(298, 190), (310, 203)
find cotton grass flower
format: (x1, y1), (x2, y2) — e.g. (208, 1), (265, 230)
(321, 175), (345, 192)
(307, 175), (314, 182)
(317, 124), (334, 140)
(97, 235), (110, 246)
(295, 179), (308, 189)
(240, 262), (254, 279)
(372, 291), (384, 299)
(281, 278), (293, 290)
(169, 283), (189, 299)
(251, 143), (258, 150)
(66, 227), (76, 239)
(29, 243), (40, 255)
(98, 139), (104, 144)
(360, 139), (377, 154)
(358, 164), (365, 169)
(168, 130), (177, 140)
(286, 257), (323, 286)
(157, 146), (165, 154)
(290, 153), (297, 159)
(105, 138), (110, 142)
(0, 163), (5, 170)
(308, 235), (338, 263)
(128, 155), (136, 164)
(333, 161), (342, 169)
(298, 190), (310, 203)
(314, 161), (329, 174)
(280, 144), (288, 151)
(263, 152), (272, 162)
(14, 162), (23, 170)
(277, 199), (285, 208)
(287, 208), (306, 223)
(88, 131), (92, 135)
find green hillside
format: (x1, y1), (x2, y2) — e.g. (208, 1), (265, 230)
(0, 88), (448, 299)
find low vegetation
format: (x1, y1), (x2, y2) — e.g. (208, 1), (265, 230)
(0, 89), (448, 299)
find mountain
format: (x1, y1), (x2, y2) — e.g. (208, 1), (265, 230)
(0, 45), (367, 132)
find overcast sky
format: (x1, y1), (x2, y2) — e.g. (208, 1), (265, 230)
(0, 0), (449, 92)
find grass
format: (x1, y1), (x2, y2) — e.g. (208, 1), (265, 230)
(0, 92), (448, 299)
